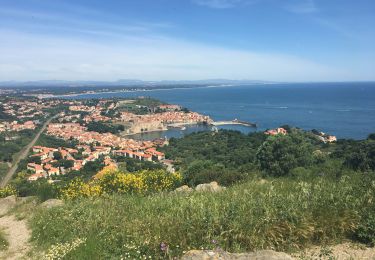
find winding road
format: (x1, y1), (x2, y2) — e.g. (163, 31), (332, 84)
(0, 115), (56, 188)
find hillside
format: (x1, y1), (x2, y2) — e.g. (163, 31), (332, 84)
(0, 129), (374, 259)
(1, 174), (375, 259)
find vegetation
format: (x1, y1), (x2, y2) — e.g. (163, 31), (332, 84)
(256, 133), (314, 176)
(0, 129), (36, 162)
(118, 98), (164, 115)
(0, 185), (17, 198)
(114, 156), (165, 172)
(60, 167), (182, 199)
(87, 121), (124, 134)
(161, 130), (266, 186)
(0, 229), (8, 251)
(31, 173), (375, 259)
(35, 134), (78, 149)
(162, 129), (375, 185)
(0, 162), (9, 182)
(1, 118), (373, 258)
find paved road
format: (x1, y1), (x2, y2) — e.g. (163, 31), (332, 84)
(0, 116), (56, 188)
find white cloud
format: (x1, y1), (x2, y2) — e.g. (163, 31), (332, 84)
(0, 29), (359, 82)
(0, 1), (372, 82)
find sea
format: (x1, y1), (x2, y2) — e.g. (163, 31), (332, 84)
(64, 82), (375, 140)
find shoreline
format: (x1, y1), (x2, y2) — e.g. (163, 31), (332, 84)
(120, 120), (256, 139)
(47, 83), (275, 99)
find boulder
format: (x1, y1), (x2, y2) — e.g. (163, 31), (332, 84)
(40, 199), (64, 209)
(175, 185), (194, 193)
(195, 182), (224, 193)
(181, 250), (294, 260)
(0, 195), (17, 215)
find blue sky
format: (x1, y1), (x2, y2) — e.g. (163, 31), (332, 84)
(0, 0), (374, 81)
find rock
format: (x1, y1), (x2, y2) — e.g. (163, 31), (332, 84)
(195, 182), (225, 192)
(175, 185), (194, 193)
(40, 199), (64, 209)
(0, 195), (17, 215)
(258, 179), (268, 185)
(181, 250), (294, 260)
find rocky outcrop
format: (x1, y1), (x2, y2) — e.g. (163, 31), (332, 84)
(195, 182), (225, 192)
(175, 185), (194, 193)
(181, 250), (294, 260)
(175, 182), (225, 193)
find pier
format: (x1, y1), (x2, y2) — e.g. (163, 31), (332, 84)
(211, 119), (257, 127)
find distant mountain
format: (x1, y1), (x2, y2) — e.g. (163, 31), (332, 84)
(0, 79), (275, 88)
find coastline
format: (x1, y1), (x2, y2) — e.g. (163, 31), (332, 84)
(47, 83), (274, 99)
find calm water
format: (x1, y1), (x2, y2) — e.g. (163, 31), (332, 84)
(66, 82), (375, 140)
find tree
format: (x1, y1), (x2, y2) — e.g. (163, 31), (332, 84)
(256, 133), (314, 176)
(344, 142), (375, 172)
(53, 151), (62, 160)
(368, 133), (375, 141)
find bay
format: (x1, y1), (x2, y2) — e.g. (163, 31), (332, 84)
(65, 82), (375, 140)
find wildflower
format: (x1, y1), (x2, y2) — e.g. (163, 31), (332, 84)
(160, 242), (168, 252)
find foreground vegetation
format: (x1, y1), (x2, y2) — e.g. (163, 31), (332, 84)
(0, 230), (8, 251)
(31, 173), (375, 259)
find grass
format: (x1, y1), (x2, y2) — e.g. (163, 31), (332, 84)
(0, 162), (9, 182)
(30, 174), (375, 259)
(0, 229), (9, 251)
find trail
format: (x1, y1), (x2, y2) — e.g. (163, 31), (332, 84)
(0, 216), (30, 260)
(0, 196), (31, 260)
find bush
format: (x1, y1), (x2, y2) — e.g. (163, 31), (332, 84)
(256, 133), (314, 176)
(0, 185), (17, 198)
(59, 167), (182, 199)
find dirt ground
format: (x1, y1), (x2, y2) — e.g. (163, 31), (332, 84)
(0, 196), (31, 260)
(295, 242), (375, 259)
(0, 215), (30, 260)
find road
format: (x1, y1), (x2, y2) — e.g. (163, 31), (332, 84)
(0, 115), (56, 188)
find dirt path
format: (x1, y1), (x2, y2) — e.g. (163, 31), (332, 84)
(0, 216), (30, 260)
(0, 115), (56, 188)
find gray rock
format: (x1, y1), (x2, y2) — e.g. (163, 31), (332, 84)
(195, 182), (225, 192)
(181, 250), (294, 260)
(40, 199), (64, 209)
(175, 185), (194, 193)
(0, 195), (17, 215)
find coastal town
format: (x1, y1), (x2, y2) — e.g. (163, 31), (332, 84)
(0, 97), (214, 183)
(0, 96), (337, 184)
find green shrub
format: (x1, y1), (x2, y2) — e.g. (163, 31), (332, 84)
(256, 133), (314, 176)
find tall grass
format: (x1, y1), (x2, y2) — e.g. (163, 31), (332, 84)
(30, 174), (375, 259)
(0, 229), (8, 251)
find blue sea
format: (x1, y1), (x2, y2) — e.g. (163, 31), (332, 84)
(66, 82), (375, 140)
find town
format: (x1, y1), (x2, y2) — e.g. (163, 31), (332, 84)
(0, 96), (337, 185)
(0, 96), (212, 183)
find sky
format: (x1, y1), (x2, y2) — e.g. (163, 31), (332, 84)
(0, 0), (374, 82)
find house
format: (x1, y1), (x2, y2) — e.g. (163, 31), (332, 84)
(27, 163), (44, 174)
(28, 172), (45, 181)
(141, 153), (153, 162)
(48, 167), (60, 176)
(31, 152), (49, 161)
(264, 127), (287, 136)
(145, 148), (165, 161)
(326, 135), (337, 143)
